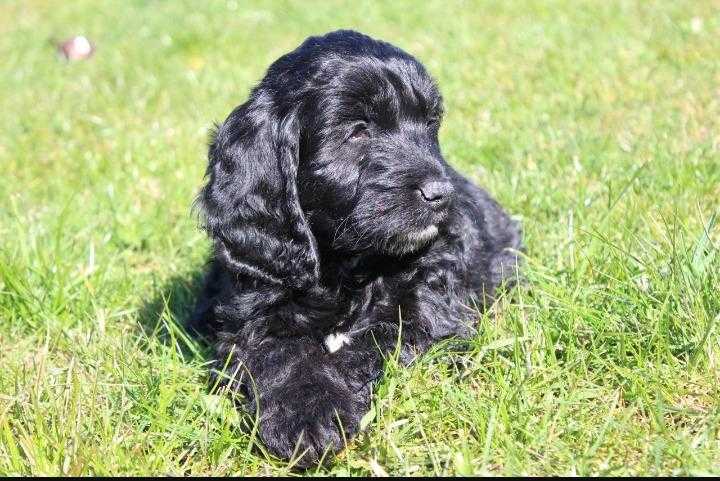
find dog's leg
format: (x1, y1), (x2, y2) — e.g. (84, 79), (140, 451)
(213, 306), (442, 467)
(215, 335), (371, 468)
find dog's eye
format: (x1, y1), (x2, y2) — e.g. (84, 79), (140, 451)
(348, 123), (370, 141)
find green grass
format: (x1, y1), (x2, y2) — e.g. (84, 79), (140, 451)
(1, 0), (719, 475)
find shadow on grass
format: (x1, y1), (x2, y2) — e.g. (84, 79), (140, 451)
(135, 267), (215, 360)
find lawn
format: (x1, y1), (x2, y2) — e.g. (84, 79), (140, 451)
(1, 0), (719, 476)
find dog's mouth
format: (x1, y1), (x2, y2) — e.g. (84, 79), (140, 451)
(385, 224), (439, 256)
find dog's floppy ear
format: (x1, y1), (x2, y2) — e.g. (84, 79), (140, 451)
(199, 92), (319, 290)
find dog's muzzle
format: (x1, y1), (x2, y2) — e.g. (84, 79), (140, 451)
(417, 179), (454, 211)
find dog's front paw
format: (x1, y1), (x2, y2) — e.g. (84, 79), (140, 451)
(257, 381), (367, 468)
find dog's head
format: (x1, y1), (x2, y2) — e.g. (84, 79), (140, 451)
(201, 30), (454, 288)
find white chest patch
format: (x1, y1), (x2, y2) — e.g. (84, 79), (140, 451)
(324, 332), (352, 353)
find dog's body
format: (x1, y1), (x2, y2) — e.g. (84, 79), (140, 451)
(190, 30), (521, 466)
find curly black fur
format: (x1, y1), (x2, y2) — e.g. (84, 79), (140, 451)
(189, 30), (522, 467)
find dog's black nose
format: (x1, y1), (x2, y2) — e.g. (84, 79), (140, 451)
(418, 180), (454, 208)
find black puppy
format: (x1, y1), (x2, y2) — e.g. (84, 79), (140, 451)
(190, 30), (521, 467)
